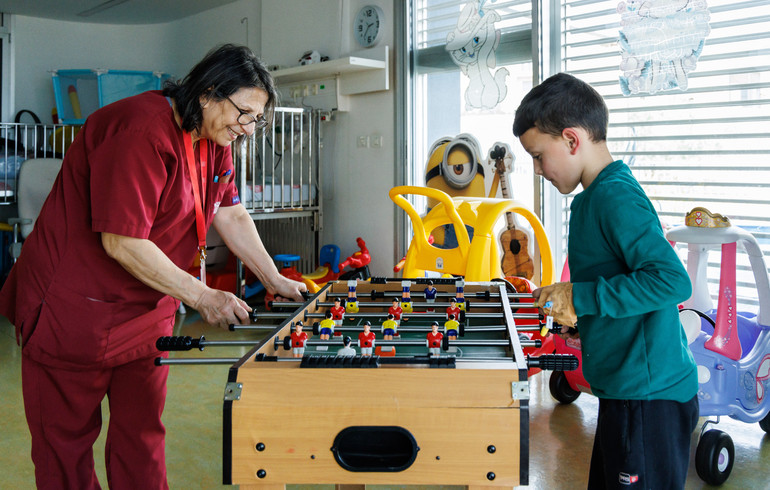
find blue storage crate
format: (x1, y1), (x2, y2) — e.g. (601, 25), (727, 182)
(52, 69), (171, 124)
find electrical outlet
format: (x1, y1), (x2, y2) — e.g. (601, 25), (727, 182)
(357, 135), (369, 148)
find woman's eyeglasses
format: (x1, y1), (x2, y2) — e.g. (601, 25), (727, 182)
(223, 95), (268, 129)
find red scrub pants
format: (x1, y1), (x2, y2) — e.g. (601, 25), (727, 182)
(22, 353), (170, 490)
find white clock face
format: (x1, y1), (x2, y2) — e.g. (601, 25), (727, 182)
(354, 5), (383, 47)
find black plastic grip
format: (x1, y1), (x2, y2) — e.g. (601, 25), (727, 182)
(155, 335), (203, 351)
(527, 353), (579, 371)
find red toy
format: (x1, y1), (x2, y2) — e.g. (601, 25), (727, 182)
(262, 237), (371, 309)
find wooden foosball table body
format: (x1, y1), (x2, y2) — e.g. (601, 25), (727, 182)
(223, 279), (534, 488)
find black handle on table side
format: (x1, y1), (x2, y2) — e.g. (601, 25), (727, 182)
(156, 335), (205, 351)
(526, 353), (579, 371)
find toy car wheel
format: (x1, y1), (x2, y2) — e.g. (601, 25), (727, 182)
(548, 370), (580, 404)
(695, 429), (734, 485)
(759, 411), (770, 434)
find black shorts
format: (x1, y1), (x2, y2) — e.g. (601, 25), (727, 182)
(587, 395), (699, 489)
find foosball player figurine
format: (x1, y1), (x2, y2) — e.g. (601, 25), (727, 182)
(319, 311), (335, 340)
(455, 278), (466, 311)
(427, 321), (443, 357)
(400, 280), (413, 319)
(444, 314), (460, 340)
(382, 314), (398, 340)
(358, 321), (376, 356)
(446, 298), (461, 321)
(424, 280), (437, 312)
(290, 322), (308, 358)
(330, 296), (345, 329)
(337, 336), (357, 356)
(388, 298), (403, 326)
(346, 279), (359, 316)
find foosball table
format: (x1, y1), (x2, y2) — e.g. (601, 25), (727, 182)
(156, 278), (577, 488)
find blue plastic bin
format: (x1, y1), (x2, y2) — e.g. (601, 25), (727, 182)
(52, 69), (171, 124)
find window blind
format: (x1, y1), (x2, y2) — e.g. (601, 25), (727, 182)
(561, 0), (770, 309)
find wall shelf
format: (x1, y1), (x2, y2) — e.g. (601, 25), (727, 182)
(270, 45), (389, 98)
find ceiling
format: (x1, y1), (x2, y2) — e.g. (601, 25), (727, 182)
(0, 0), (239, 25)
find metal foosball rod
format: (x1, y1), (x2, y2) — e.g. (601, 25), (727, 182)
(229, 320), (554, 334)
(324, 290), (535, 301)
(155, 334), (543, 353)
(156, 352), (580, 370)
(270, 300), (538, 310)
(250, 310), (542, 322)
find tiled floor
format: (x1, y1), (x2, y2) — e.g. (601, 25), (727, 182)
(1, 309), (768, 489)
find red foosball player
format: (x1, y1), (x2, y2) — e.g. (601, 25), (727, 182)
(290, 322), (308, 358)
(319, 311), (335, 340)
(388, 298), (403, 326)
(446, 298), (461, 321)
(381, 314), (398, 340)
(330, 297), (345, 327)
(358, 321), (376, 356)
(444, 314), (460, 340)
(424, 280), (438, 312)
(330, 297), (345, 336)
(427, 321), (443, 357)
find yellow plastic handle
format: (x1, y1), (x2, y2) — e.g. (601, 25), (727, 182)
(389, 186), (471, 252)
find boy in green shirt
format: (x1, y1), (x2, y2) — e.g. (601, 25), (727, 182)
(513, 73), (698, 489)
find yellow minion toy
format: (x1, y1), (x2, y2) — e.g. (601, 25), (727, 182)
(424, 133), (488, 247)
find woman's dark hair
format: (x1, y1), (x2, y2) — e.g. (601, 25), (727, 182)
(512, 72), (608, 142)
(163, 43), (277, 134)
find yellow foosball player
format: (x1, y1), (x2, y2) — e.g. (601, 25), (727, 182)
(381, 314), (398, 340)
(444, 314), (460, 340)
(455, 278), (466, 311)
(345, 279), (359, 314)
(400, 280), (413, 315)
(319, 311), (335, 340)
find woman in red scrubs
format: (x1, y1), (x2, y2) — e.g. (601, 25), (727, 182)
(0, 44), (306, 490)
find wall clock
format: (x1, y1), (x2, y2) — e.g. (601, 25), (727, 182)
(354, 5), (384, 48)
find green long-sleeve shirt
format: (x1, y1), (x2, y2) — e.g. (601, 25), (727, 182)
(569, 160), (697, 402)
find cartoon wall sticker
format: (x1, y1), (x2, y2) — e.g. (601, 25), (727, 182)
(618, 0), (711, 95)
(446, 0), (509, 110)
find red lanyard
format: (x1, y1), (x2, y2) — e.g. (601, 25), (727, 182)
(183, 131), (208, 282)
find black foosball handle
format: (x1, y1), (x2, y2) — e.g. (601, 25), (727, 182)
(527, 353), (579, 371)
(156, 335), (204, 351)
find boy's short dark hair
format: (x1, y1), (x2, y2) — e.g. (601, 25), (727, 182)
(512, 73), (608, 142)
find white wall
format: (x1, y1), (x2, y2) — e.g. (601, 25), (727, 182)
(10, 16), (169, 122)
(7, 0), (398, 276)
(260, 0), (397, 276)
(163, 0), (262, 78)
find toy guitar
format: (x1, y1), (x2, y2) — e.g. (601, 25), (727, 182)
(489, 143), (535, 280)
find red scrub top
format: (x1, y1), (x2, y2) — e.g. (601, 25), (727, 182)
(0, 91), (240, 369)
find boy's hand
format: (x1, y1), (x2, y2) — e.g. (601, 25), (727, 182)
(534, 282), (577, 327)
